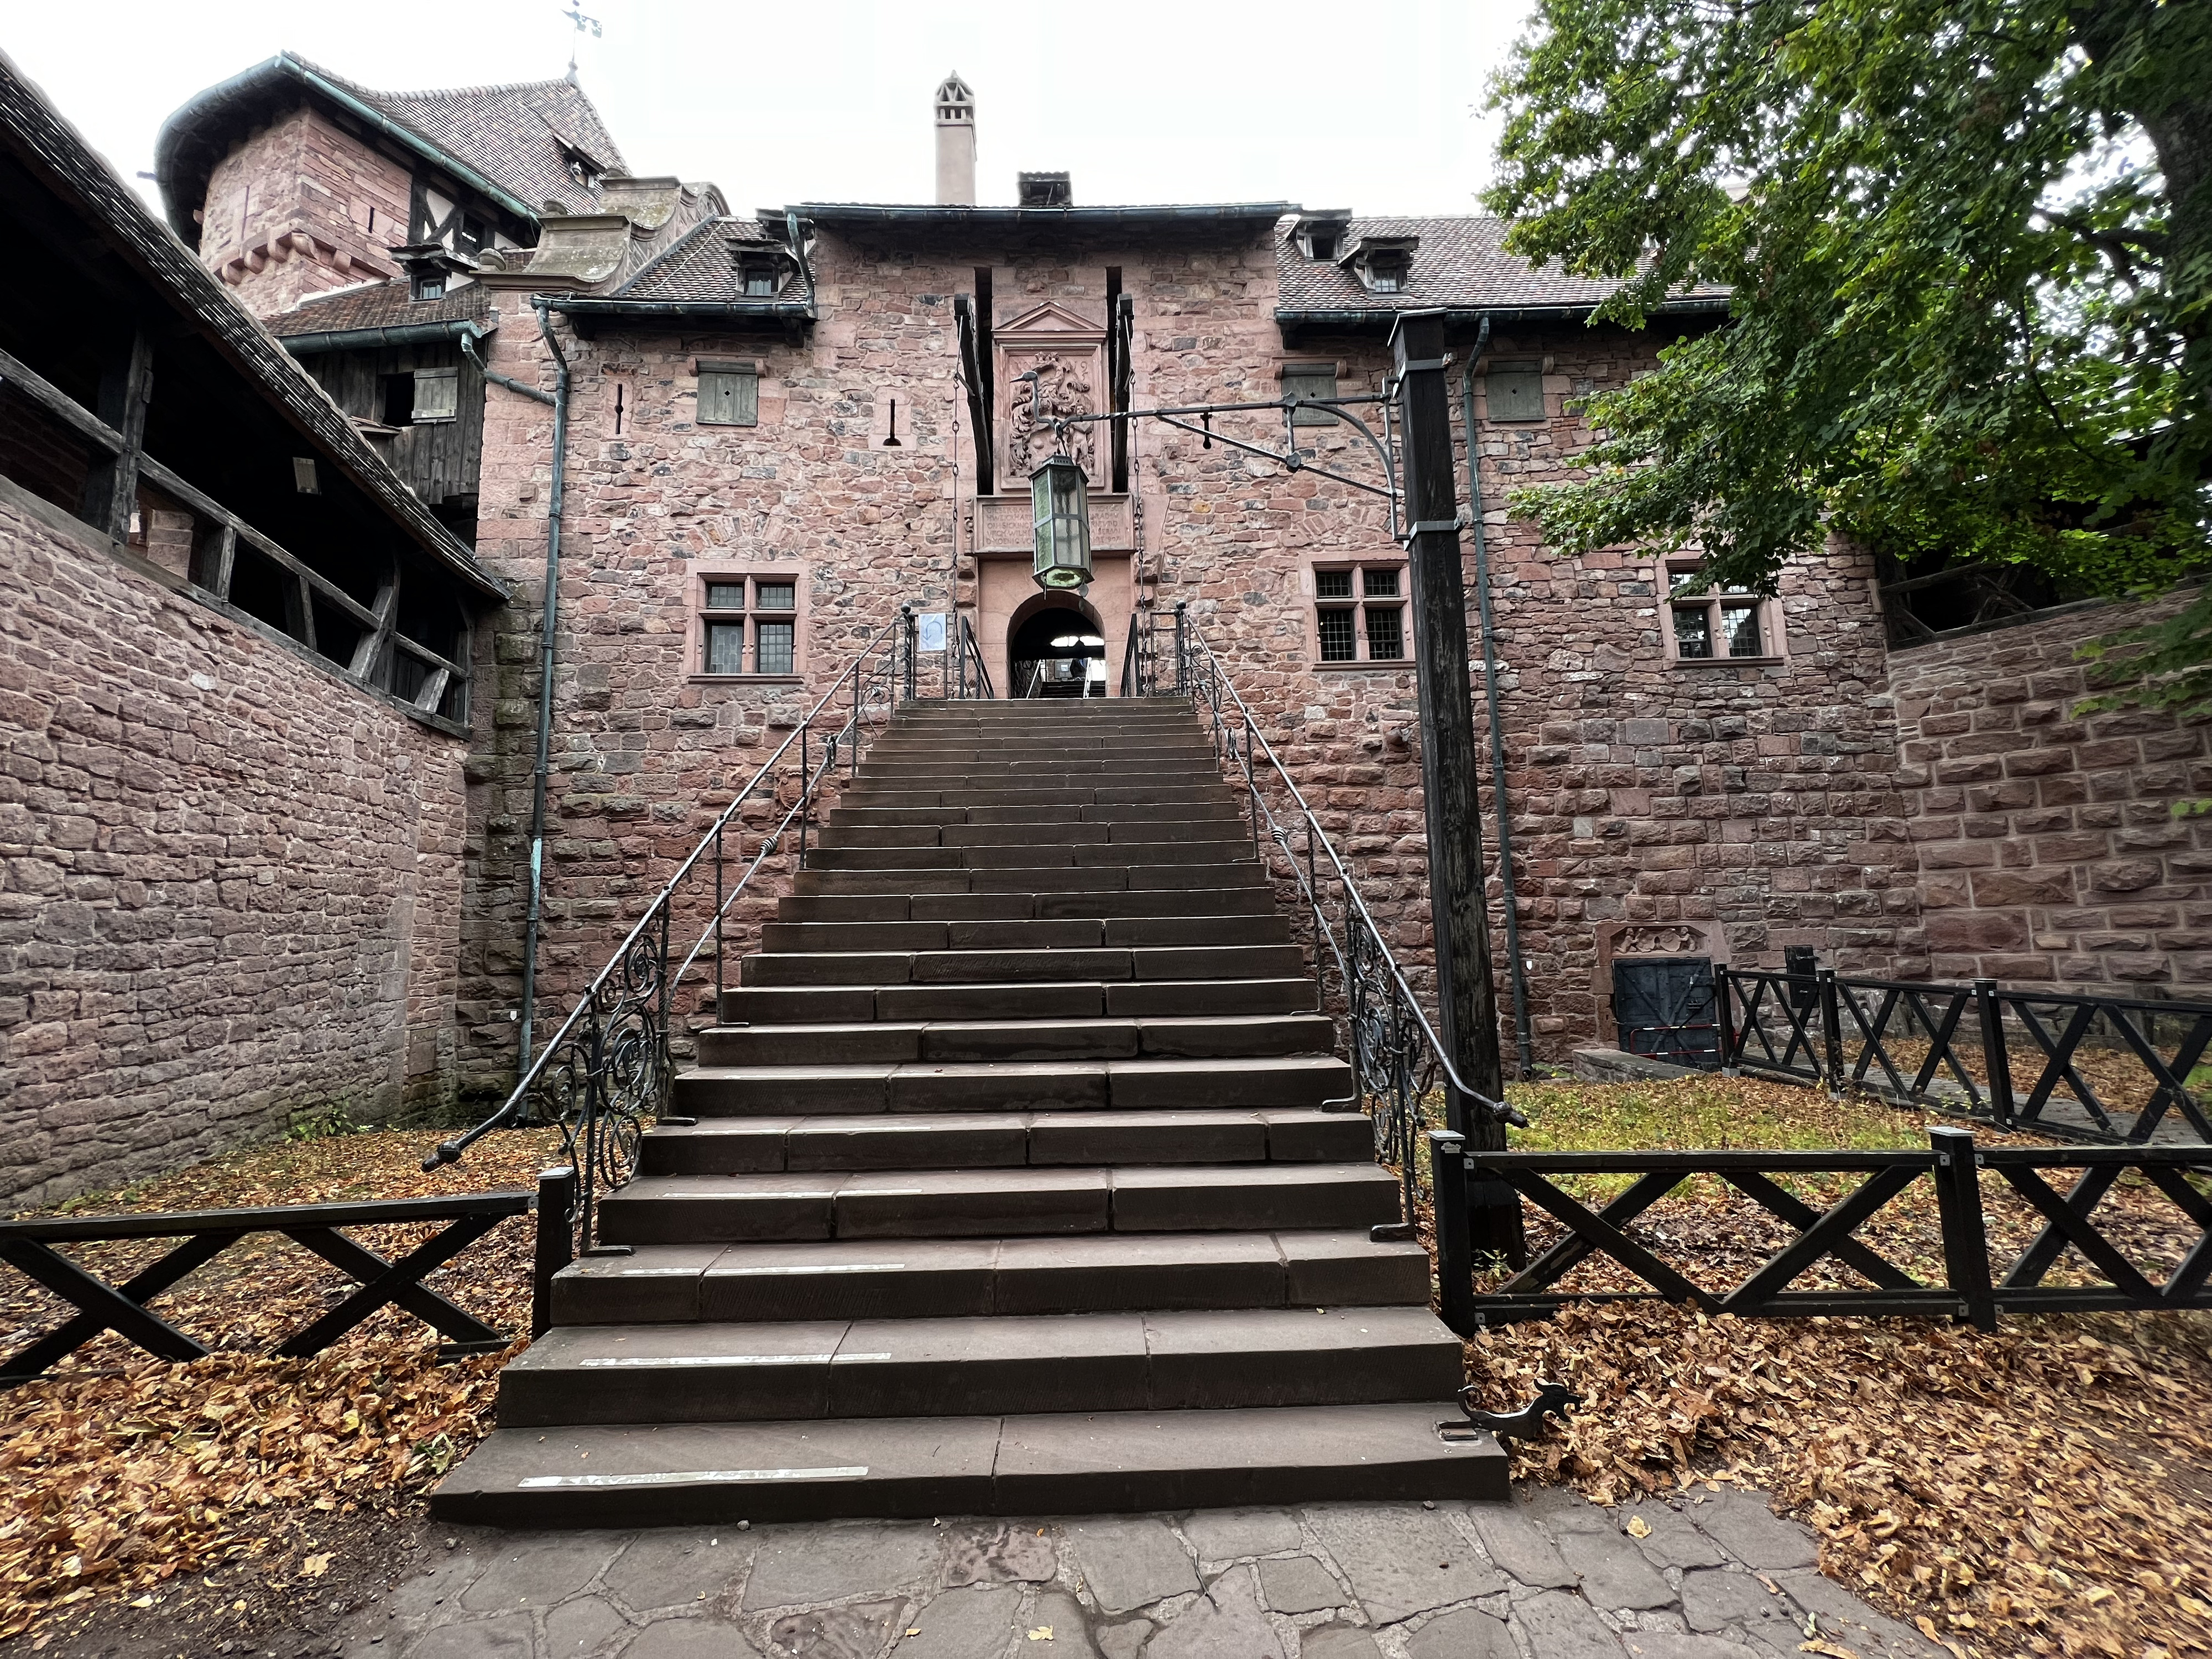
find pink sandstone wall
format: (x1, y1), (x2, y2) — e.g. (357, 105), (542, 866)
(1888, 598), (2212, 997)
(198, 103), (409, 319)
(0, 478), (468, 1208)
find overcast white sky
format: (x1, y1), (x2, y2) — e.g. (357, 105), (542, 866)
(6, 0), (1534, 220)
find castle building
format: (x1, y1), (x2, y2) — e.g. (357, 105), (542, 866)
(1, 51), (2204, 1206)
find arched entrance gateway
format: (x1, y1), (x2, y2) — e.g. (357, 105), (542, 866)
(1004, 591), (1106, 697)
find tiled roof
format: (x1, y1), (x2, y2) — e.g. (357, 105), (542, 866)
(323, 64), (628, 215)
(267, 278), (494, 338)
(1275, 215), (1728, 314)
(612, 218), (803, 303)
(1, 51), (504, 598)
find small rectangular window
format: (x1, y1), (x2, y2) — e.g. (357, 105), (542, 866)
(1721, 603), (1763, 657)
(1483, 362), (1545, 422)
(1362, 567), (1399, 598)
(705, 620), (747, 674)
(1673, 606), (1714, 659)
(1318, 608), (1357, 661)
(380, 373), (415, 426)
(412, 367), (458, 424)
(1666, 561), (1776, 664)
(291, 457), (320, 494)
(755, 581), (795, 611)
(755, 619), (796, 675)
(411, 275), (445, 302)
(1315, 568), (1354, 600)
(698, 366), (759, 427)
(1364, 607), (1404, 661)
(1282, 364), (1338, 426)
(705, 581), (746, 610)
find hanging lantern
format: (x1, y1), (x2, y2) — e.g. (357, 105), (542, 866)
(1030, 452), (1093, 591)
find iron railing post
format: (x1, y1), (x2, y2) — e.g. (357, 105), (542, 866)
(851, 650), (861, 775)
(531, 1164), (577, 1339)
(713, 819), (726, 1009)
(900, 604), (916, 702)
(1817, 968), (1844, 1098)
(799, 726), (810, 870)
(1928, 1126), (1997, 1332)
(1974, 978), (2017, 1129)
(1714, 964), (1738, 1075)
(1430, 1130), (1477, 1337)
(1173, 601), (1188, 695)
(1242, 708), (1259, 852)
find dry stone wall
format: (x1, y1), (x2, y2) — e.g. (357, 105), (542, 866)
(0, 480), (468, 1208)
(1888, 598), (2212, 997)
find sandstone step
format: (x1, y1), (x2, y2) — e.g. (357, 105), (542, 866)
(756, 915), (1290, 955)
(717, 977), (1323, 1025)
(551, 1230), (1432, 1324)
(836, 785), (1235, 810)
(791, 862), (1269, 896)
(697, 1011), (1331, 1066)
(497, 1305), (1462, 1427)
(830, 801), (1243, 828)
(798, 839), (1258, 871)
(430, 1403), (1507, 1526)
(670, 1053), (1353, 1116)
(638, 1107), (1369, 1175)
(813, 820), (1245, 850)
(596, 1160), (1398, 1244)
(739, 943), (1306, 988)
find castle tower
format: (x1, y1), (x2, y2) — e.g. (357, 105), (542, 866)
(935, 72), (975, 205)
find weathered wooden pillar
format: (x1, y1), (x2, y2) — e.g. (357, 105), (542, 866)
(79, 326), (153, 541)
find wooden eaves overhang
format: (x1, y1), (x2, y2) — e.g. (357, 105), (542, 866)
(0, 50), (510, 735)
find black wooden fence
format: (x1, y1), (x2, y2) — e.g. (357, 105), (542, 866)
(0, 1167), (579, 1385)
(1717, 967), (2212, 1145)
(1430, 1126), (2212, 1335)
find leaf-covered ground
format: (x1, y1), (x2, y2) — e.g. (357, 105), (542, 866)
(1458, 1076), (2212, 1659)
(0, 1126), (562, 1650)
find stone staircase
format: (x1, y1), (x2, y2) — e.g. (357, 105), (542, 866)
(434, 698), (1504, 1524)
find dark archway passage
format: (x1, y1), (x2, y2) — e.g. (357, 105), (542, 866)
(1006, 594), (1105, 697)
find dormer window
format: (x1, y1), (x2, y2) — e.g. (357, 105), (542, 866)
(732, 250), (781, 298)
(412, 273), (446, 302)
(1305, 230), (1339, 261)
(1340, 234), (1419, 296)
(1294, 212), (1351, 263)
(561, 146), (604, 190)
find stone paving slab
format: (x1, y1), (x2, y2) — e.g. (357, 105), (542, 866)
(294, 1483), (1944, 1659)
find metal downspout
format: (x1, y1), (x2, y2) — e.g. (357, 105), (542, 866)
(461, 328), (555, 408)
(1460, 318), (1535, 1078)
(517, 298), (571, 1078)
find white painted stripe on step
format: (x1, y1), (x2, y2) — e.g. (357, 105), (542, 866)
(577, 1353), (892, 1369)
(518, 1467), (869, 1489)
(710, 1263), (907, 1276)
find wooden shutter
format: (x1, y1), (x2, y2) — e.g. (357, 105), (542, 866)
(1483, 363), (1545, 422)
(698, 369), (759, 427)
(411, 368), (459, 422)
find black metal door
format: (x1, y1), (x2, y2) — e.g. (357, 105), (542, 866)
(1611, 957), (1719, 1063)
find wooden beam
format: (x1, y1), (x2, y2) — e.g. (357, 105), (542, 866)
(0, 342), (124, 455)
(76, 327), (152, 540)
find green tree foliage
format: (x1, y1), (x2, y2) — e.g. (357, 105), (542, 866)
(1485, 0), (2211, 706)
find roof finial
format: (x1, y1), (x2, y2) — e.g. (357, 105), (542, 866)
(562, 3), (602, 81)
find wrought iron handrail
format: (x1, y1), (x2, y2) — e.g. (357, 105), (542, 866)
(1717, 964), (2212, 1145)
(1124, 604), (1522, 1224)
(951, 613), (995, 699)
(424, 610), (930, 1246)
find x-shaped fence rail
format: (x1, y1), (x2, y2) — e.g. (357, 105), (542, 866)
(0, 1191), (533, 1384)
(1429, 1127), (2212, 1335)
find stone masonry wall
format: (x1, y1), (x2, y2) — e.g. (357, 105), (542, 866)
(198, 103), (409, 319)
(0, 478), (468, 1208)
(1888, 597), (2212, 997)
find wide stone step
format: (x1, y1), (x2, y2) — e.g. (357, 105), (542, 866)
(431, 1403), (1507, 1526)
(757, 915), (1290, 954)
(697, 1011), (1330, 1066)
(829, 801), (1241, 828)
(793, 862), (1269, 896)
(671, 1053), (1353, 1115)
(718, 977), (1323, 1024)
(596, 1160), (1399, 1244)
(740, 943), (1305, 988)
(772, 888), (1277, 924)
(497, 1305), (1461, 1427)
(864, 744), (1220, 763)
(836, 785), (1233, 810)
(799, 840), (1257, 872)
(639, 1107), (1369, 1175)
(815, 820), (1245, 850)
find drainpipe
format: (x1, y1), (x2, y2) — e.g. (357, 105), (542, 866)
(516, 298), (571, 1078)
(1460, 317), (1536, 1078)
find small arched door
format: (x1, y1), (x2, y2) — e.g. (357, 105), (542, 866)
(1005, 593), (1106, 698)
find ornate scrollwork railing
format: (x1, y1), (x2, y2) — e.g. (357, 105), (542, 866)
(1124, 604), (1525, 1225)
(426, 606), (961, 1250)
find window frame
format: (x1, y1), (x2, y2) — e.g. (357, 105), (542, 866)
(1660, 559), (1784, 666)
(1307, 555), (1411, 670)
(692, 568), (806, 681)
(1481, 361), (1547, 424)
(695, 358), (761, 429)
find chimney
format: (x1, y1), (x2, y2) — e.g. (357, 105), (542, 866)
(935, 73), (975, 206)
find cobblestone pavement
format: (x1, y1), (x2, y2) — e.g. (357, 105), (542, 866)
(305, 1486), (1944, 1659)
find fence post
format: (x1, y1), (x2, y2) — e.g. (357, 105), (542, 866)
(1974, 978), (2017, 1129)
(1429, 1130), (1478, 1337)
(532, 1165), (577, 1340)
(1817, 968), (1844, 1098)
(1714, 966), (1738, 1076)
(1928, 1127), (1997, 1332)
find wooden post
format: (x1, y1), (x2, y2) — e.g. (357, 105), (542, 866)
(531, 1165), (577, 1340)
(79, 327), (153, 542)
(1928, 1127), (1997, 1331)
(1392, 311), (1523, 1263)
(1818, 968), (1845, 1098)
(1428, 1130), (1478, 1337)
(1974, 978), (2017, 1128)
